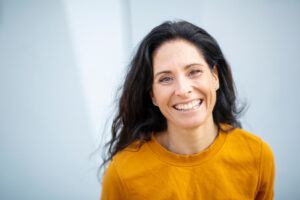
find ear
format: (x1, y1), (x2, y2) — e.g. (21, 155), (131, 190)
(149, 90), (157, 104)
(212, 65), (219, 89)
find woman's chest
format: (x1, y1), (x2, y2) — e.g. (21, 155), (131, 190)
(122, 161), (259, 200)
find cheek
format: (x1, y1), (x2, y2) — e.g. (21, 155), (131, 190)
(152, 86), (171, 104)
(194, 79), (216, 102)
(194, 78), (212, 91)
(209, 84), (217, 108)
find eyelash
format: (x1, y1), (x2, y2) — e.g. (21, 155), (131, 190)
(159, 76), (173, 83)
(189, 69), (202, 77)
(158, 69), (202, 83)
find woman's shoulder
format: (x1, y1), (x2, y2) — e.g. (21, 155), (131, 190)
(101, 141), (148, 199)
(104, 138), (162, 187)
(110, 138), (155, 170)
(224, 125), (262, 145)
(223, 125), (274, 161)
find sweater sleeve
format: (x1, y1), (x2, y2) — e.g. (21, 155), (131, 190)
(100, 161), (128, 200)
(255, 141), (275, 200)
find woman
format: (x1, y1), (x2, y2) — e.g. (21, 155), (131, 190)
(100, 21), (275, 199)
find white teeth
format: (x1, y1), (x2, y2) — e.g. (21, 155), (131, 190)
(175, 100), (201, 110)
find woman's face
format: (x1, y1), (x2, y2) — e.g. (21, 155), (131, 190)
(151, 39), (219, 130)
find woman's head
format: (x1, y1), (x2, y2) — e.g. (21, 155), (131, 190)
(107, 20), (242, 160)
(151, 39), (219, 130)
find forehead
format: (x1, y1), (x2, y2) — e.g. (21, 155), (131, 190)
(152, 39), (206, 70)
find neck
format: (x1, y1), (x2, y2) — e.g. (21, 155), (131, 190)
(156, 117), (218, 155)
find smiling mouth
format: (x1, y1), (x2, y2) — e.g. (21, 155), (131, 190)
(173, 99), (203, 111)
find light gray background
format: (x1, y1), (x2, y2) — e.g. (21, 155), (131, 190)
(0, 0), (299, 199)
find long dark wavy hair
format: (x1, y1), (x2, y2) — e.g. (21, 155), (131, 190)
(101, 20), (243, 170)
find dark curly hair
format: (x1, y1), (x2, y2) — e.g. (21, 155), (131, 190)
(101, 20), (243, 170)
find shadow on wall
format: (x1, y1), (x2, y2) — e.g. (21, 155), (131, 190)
(0, 0), (98, 199)
(0, 0), (3, 25)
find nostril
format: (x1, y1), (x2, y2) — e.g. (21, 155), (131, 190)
(175, 87), (193, 96)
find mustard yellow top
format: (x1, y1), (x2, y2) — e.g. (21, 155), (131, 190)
(101, 126), (275, 200)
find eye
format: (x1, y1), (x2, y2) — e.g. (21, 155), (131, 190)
(188, 69), (202, 77)
(159, 76), (173, 84)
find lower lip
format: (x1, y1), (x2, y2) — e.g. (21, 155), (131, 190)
(173, 101), (202, 114)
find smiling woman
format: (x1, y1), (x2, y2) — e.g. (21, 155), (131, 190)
(152, 40), (218, 132)
(100, 21), (275, 200)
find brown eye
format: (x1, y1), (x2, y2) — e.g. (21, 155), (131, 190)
(189, 69), (202, 77)
(159, 76), (173, 83)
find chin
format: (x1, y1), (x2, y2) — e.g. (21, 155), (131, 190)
(172, 120), (207, 130)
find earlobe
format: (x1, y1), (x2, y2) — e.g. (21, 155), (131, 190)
(212, 65), (219, 90)
(149, 91), (157, 106)
(212, 65), (219, 83)
(149, 90), (154, 99)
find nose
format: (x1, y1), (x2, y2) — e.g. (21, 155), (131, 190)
(174, 76), (192, 97)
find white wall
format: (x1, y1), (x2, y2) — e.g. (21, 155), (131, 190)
(0, 0), (126, 199)
(0, 0), (299, 199)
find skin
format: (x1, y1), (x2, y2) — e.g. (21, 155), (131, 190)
(151, 39), (220, 155)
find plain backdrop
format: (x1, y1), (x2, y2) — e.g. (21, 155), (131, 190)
(0, 0), (299, 199)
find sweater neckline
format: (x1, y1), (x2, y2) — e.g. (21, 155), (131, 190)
(146, 126), (228, 167)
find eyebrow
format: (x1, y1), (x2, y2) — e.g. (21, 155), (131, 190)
(153, 63), (203, 78)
